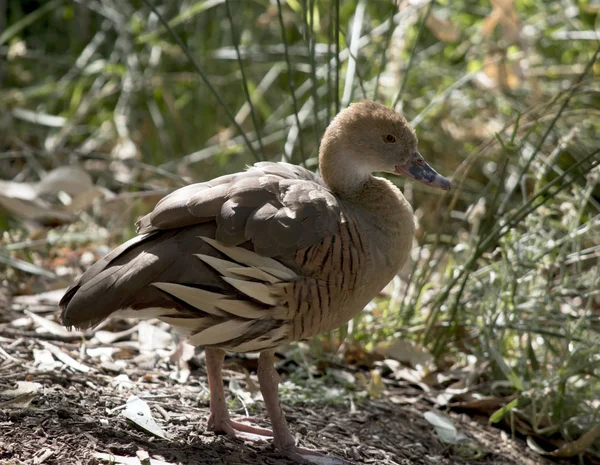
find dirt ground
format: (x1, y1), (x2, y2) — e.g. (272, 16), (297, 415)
(0, 365), (560, 465)
(0, 291), (582, 465)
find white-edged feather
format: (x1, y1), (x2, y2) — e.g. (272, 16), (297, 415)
(229, 327), (288, 353)
(112, 307), (170, 320)
(223, 277), (278, 306)
(229, 266), (281, 284)
(216, 299), (269, 319)
(195, 254), (240, 279)
(200, 236), (296, 277)
(152, 282), (226, 316)
(159, 316), (211, 332)
(259, 266), (296, 281)
(187, 319), (254, 346)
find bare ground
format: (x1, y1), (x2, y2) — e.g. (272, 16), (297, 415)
(0, 369), (561, 465)
(0, 291), (582, 465)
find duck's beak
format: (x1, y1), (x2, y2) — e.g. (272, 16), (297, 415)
(394, 152), (451, 190)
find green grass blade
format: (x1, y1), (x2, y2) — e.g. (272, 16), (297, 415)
(141, 0), (262, 163)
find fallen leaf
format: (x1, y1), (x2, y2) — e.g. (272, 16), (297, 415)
(113, 374), (136, 390)
(122, 395), (169, 439)
(25, 310), (81, 338)
(375, 339), (434, 371)
(389, 395), (422, 405)
(138, 321), (173, 353)
(0, 381), (41, 409)
(12, 289), (65, 306)
(0, 253), (57, 279)
(32, 448), (54, 464)
(0, 392), (37, 408)
(93, 452), (174, 465)
(36, 166), (93, 197)
(0, 166), (111, 225)
(93, 325), (139, 345)
(39, 340), (90, 373)
(526, 436), (550, 455)
(451, 395), (509, 414)
(229, 378), (261, 406)
(383, 360), (431, 392)
(32, 348), (60, 371)
(424, 411), (459, 444)
(0, 381), (43, 397)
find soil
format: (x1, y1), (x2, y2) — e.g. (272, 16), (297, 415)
(0, 298), (576, 465)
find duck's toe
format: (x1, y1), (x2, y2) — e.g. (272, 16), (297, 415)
(208, 415), (273, 441)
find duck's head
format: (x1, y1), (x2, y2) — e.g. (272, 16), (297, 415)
(319, 100), (451, 193)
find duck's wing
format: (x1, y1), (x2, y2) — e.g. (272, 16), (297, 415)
(136, 162), (341, 257)
(59, 162), (343, 350)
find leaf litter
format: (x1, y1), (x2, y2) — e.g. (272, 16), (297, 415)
(0, 289), (577, 465)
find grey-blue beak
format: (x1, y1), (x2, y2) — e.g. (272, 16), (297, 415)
(394, 152), (451, 190)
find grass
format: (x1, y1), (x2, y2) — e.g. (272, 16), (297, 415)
(1, 0), (599, 460)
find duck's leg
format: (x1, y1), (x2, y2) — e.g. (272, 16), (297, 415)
(204, 347), (272, 438)
(257, 350), (353, 465)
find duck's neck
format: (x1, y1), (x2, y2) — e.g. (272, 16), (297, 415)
(319, 149), (372, 199)
(320, 150), (414, 233)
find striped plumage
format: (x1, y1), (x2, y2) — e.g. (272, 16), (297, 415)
(60, 100), (450, 465)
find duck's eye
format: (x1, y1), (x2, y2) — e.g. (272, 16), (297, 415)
(383, 134), (397, 144)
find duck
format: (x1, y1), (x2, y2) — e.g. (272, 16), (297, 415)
(60, 100), (450, 465)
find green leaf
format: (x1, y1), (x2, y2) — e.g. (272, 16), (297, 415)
(490, 398), (519, 424)
(0, 0), (65, 46)
(489, 346), (524, 391)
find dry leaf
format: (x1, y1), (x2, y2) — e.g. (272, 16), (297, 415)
(0, 254), (57, 278)
(382, 359), (432, 392)
(551, 425), (600, 458)
(424, 411), (459, 444)
(0, 381), (42, 397)
(375, 339), (434, 371)
(138, 321), (173, 353)
(13, 289), (65, 306)
(35, 166), (93, 197)
(39, 340), (90, 373)
(25, 310), (80, 338)
(450, 395), (509, 414)
(32, 448), (54, 464)
(0, 194), (73, 224)
(32, 348), (60, 371)
(113, 374), (136, 390)
(229, 378), (258, 406)
(526, 436), (550, 455)
(390, 394), (422, 405)
(0, 392), (37, 408)
(0, 166), (111, 225)
(93, 452), (174, 465)
(94, 325), (139, 345)
(122, 395), (169, 439)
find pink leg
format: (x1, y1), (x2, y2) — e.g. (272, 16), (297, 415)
(204, 347), (272, 438)
(257, 350), (354, 464)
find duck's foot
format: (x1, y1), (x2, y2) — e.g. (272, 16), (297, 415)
(208, 414), (273, 441)
(281, 446), (355, 465)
